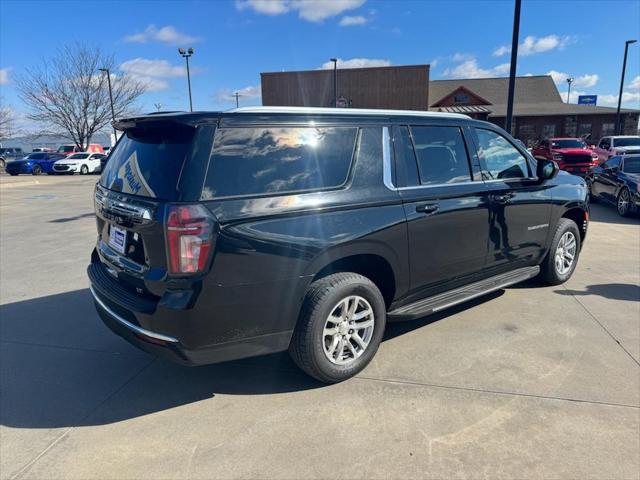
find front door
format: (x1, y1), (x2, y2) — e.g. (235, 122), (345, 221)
(392, 124), (491, 298)
(469, 127), (552, 269)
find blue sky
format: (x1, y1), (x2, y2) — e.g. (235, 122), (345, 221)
(1, 0), (639, 128)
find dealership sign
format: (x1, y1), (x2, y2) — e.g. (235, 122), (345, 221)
(578, 95), (597, 105)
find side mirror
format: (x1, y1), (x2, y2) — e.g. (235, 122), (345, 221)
(537, 158), (559, 181)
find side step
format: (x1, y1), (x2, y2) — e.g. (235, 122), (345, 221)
(388, 266), (540, 321)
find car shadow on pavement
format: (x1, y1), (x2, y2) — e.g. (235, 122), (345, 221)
(0, 287), (503, 430)
(588, 203), (640, 225)
(555, 283), (640, 302)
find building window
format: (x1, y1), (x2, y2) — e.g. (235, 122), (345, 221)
(453, 94), (469, 104)
(578, 123), (592, 138)
(519, 124), (536, 139)
(542, 124), (556, 138)
(601, 123), (615, 136)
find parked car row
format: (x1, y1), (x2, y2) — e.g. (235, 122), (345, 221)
(4, 151), (108, 176)
(586, 154), (640, 217)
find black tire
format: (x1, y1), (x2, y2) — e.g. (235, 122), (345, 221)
(617, 188), (631, 217)
(31, 165), (42, 175)
(80, 164), (89, 175)
(539, 218), (581, 286)
(0, 159), (5, 169)
(289, 272), (386, 383)
(9, 173), (18, 176)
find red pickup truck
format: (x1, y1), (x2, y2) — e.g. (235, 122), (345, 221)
(532, 138), (598, 176)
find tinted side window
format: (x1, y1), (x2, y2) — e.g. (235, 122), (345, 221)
(473, 128), (529, 180)
(202, 127), (357, 199)
(604, 157), (621, 169)
(392, 126), (419, 188)
(410, 126), (471, 185)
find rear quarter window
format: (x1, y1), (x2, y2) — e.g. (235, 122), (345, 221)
(201, 126), (357, 199)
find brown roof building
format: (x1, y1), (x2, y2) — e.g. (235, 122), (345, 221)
(260, 65), (639, 145)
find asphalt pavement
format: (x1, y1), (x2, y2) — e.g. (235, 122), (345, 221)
(1, 174), (638, 479)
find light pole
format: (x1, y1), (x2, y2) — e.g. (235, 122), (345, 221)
(233, 91), (241, 108)
(504, 0), (521, 134)
(154, 103), (162, 112)
(615, 39), (637, 135)
(566, 77), (574, 103)
(330, 58), (338, 108)
(178, 47), (194, 112)
(98, 68), (117, 142)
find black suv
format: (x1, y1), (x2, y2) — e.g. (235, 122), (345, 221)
(89, 107), (588, 383)
(0, 147), (24, 168)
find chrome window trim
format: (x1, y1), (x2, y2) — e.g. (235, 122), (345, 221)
(89, 285), (179, 343)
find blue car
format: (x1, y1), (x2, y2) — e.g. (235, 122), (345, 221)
(586, 154), (640, 217)
(4, 152), (67, 175)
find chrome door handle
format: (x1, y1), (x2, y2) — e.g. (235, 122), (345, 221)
(416, 203), (439, 215)
(492, 193), (514, 204)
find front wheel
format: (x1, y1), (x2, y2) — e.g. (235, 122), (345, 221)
(539, 218), (581, 285)
(31, 165), (42, 175)
(289, 272), (386, 383)
(80, 164), (89, 175)
(617, 188), (632, 217)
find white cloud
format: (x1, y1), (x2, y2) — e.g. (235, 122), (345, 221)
(339, 15), (367, 26)
(119, 58), (193, 92)
(124, 25), (201, 45)
(215, 85), (262, 104)
(451, 52), (473, 62)
(547, 70), (599, 88)
(443, 58), (510, 79)
(595, 91), (640, 108)
(493, 34), (574, 57)
(628, 75), (640, 90)
(429, 58), (439, 68)
(236, 0), (366, 22)
(318, 57), (391, 69)
(0, 67), (10, 85)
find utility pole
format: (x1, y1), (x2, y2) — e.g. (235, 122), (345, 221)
(566, 77), (574, 103)
(615, 39), (637, 135)
(233, 91), (241, 108)
(330, 58), (338, 107)
(178, 48), (195, 112)
(98, 68), (117, 143)
(504, 0), (521, 135)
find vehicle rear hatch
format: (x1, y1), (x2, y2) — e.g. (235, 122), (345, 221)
(93, 117), (217, 298)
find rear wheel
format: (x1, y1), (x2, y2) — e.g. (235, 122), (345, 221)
(617, 188), (631, 217)
(80, 164), (89, 175)
(539, 218), (581, 285)
(289, 272), (386, 383)
(0, 158), (5, 169)
(31, 164), (42, 175)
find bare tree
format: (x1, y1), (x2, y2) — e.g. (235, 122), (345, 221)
(17, 43), (146, 150)
(0, 96), (16, 140)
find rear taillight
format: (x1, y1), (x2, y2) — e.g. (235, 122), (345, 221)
(166, 204), (215, 274)
(591, 153), (599, 164)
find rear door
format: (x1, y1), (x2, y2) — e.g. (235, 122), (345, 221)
(393, 124), (491, 297)
(469, 127), (552, 269)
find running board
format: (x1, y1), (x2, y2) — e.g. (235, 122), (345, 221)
(388, 266), (540, 321)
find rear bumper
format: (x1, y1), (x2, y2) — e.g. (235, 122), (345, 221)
(87, 258), (294, 365)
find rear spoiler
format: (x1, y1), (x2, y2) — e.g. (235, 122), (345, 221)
(113, 112), (222, 131)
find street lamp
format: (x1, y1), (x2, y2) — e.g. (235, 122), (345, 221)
(233, 91), (241, 108)
(566, 77), (574, 103)
(98, 68), (117, 142)
(178, 47), (195, 112)
(330, 58), (338, 108)
(504, 0), (521, 134)
(615, 39), (637, 135)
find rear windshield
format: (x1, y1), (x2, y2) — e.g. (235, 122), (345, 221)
(100, 125), (194, 199)
(201, 126), (357, 199)
(68, 153), (90, 159)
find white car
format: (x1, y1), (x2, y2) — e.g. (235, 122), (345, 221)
(594, 136), (640, 163)
(53, 152), (107, 175)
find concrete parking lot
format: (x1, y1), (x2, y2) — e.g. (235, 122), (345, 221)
(1, 174), (639, 479)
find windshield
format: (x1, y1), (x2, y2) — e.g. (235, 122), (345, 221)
(68, 153), (90, 159)
(551, 139), (587, 149)
(58, 146), (76, 153)
(614, 137), (640, 148)
(624, 156), (640, 173)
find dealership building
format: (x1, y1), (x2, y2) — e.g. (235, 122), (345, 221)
(260, 64), (639, 144)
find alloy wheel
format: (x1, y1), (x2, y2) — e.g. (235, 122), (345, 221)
(618, 189), (630, 216)
(554, 231), (577, 275)
(322, 295), (375, 365)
